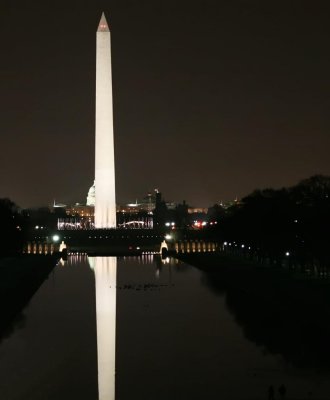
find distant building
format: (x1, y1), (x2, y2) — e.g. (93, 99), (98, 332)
(188, 207), (208, 214)
(66, 204), (94, 218)
(87, 181), (95, 206)
(54, 187), (212, 230)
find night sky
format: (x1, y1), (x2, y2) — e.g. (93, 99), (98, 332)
(1, 0), (330, 208)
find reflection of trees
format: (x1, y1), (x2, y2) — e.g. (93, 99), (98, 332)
(0, 312), (26, 344)
(0, 256), (57, 344)
(200, 262), (330, 369)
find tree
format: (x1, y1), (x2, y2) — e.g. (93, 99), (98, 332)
(0, 199), (24, 256)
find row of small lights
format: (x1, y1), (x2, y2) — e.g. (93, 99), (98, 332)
(87, 235), (162, 239)
(223, 242), (290, 257)
(66, 251), (159, 256)
(195, 221), (218, 225)
(55, 235), (161, 240)
(33, 235), (60, 242)
(165, 221), (218, 228)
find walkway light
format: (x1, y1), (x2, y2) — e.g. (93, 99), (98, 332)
(52, 235), (60, 242)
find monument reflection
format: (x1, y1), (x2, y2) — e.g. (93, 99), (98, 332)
(89, 256), (117, 400)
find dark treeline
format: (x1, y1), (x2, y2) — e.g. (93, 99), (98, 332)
(211, 175), (330, 268)
(0, 200), (64, 257)
(0, 200), (59, 341)
(0, 199), (25, 256)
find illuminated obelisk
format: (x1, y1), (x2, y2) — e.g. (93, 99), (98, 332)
(95, 12), (116, 228)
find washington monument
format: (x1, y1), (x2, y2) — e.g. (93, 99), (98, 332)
(94, 12), (116, 228)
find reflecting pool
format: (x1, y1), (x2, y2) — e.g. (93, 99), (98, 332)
(0, 255), (330, 399)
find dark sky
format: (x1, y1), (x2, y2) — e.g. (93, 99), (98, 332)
(1, 0), (330, 208)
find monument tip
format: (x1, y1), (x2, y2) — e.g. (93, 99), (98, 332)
(98, 12), (109, 32)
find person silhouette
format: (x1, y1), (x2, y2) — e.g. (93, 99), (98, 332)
(279, 384), (286, 399)
(268, 385), (275, 400)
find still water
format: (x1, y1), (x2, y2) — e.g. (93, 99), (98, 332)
(0, 255), (330, 399)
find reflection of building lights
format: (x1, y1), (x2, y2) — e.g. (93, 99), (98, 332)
(193, 220), (207, 228)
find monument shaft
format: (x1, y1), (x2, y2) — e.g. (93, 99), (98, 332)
(95, 13), (116, 228)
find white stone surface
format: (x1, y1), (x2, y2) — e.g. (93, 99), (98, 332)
(87, 180), (95, 206)
(95, 13), (116, 228)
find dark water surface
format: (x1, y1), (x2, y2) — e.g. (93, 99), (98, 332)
(0, 255), (329, 399)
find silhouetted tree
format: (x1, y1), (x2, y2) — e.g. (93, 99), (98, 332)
(207, 203), (226, 221)
(175, 201), (189, 228)
(0, 198), (24, 256)
(153, 201), (168, 229)
(23, 207), (59, 231)
(220, 175), (330, 267)
(289, 175), (330, 265)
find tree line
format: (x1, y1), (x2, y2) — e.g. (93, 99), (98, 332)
(0, 199), (24, 256)
(214, 175), (330, 268)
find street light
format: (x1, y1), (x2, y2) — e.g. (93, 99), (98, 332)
(52, 234), (60, 242)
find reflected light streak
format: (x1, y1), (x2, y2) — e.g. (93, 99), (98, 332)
(89, 256), (117, 400)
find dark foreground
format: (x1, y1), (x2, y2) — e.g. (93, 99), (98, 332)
(178, 252), (330, 371)
(0, 255), (58, 342)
